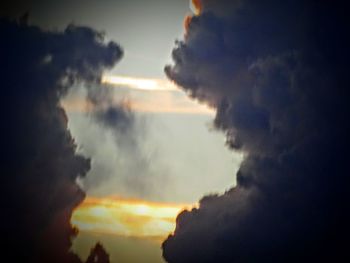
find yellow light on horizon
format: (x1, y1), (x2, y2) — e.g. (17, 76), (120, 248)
(72, 196), (195, 241)
(62, 74), (215, 116)
(101, 75), (178, 91)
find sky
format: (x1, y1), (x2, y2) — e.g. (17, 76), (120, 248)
(2, 1), (348, 263)
(3, 0), (190, 78)
(11, 0), (242, 204)
(1, 1), (242, 262)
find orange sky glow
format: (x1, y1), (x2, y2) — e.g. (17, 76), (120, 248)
(72, 196), (195, 241)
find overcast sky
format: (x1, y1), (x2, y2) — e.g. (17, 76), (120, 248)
(3, 1), (347, 262)
(4, 0), (190, 77)
(4, 0), (243, 204)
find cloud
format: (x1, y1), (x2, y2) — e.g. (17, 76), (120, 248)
(62, 81), (217, 204)
(0, 18), (123, 262)
(162, 0), (349, 262)
(75, 83), (166, 200)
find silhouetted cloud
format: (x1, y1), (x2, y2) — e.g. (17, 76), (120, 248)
(0, 18), (123, 262)
(162, 1), (349, 262)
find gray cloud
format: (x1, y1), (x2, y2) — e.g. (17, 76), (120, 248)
(69, 84), (169, 201)
(162, 1), (349, 262)
(0, 17), (123, 262)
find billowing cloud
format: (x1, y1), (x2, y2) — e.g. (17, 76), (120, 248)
(162, 0), (349, 262)
(0, 18), (124, 262)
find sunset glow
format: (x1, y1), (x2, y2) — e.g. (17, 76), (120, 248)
(190, 0), (202, 15)
(72, 197), (195, 240)
(102, 75), (178, 91)
(61, 75), (215, 115)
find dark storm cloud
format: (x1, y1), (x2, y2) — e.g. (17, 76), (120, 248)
(163, 0), (349, 262)
(0, 18), (123, 262)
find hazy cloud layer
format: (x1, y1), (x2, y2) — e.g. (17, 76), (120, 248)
(162, 1), (349, 262)
(0, 18), (123, 262)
